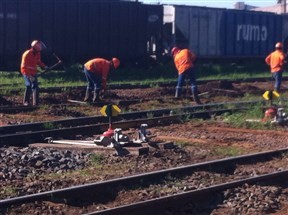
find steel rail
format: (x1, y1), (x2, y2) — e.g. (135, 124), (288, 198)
(0, 100), (263, 135)
(1, 147), (287, 208)
(86, 170), (288, 215)
(0, 107), (247, 146)
(0, 105), (38, 113)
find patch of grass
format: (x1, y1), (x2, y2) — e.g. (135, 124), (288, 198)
(146, 112), (154, 118)
(174, 140), (200, 148)
(212, 146), (243, 157)
(0, 58), (280, 91)
(89, 154), (105, 165)
(39, 159), (134, 181)
(0, 186), (17, 198)
(42, 122), (56, 130)
(222, 103), (276, 129)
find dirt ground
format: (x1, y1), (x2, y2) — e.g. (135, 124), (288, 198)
(2, 80), (288, 214)
(0, 80), (286, 125)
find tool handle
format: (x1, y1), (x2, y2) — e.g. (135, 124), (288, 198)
(38, 61), (62, 77)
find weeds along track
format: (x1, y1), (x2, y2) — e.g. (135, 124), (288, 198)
(0, 100), (262, 146)
(0, 76), (286, 92)
(0, 77), (280, 116)
(2, 148), (288, 214)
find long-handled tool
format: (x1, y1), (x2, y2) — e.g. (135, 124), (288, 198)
(38, 53), (62, 77)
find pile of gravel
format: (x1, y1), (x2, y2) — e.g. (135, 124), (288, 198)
(0, 147), (90, 180)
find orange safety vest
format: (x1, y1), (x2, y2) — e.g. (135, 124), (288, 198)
(21, 49), (46, 76)
(84, 58), (111, 88)
(174, 49), (196, 74)
(265, 50), (285, 73)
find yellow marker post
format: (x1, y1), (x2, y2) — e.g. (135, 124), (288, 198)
(100, 104), (121, 117)
(262, 90), (280, 101)
(100, 104), (121, 137)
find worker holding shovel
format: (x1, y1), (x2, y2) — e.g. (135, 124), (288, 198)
(265, 42), (286, 93)
(20, 40), (48, 106)
(83, 57), (120, 102)
(171, 46), (201, 104)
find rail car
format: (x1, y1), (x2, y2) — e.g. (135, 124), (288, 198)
(0, 0), (163, 70)
(163, 5), (288, 58)
(0, 0), (288, 70)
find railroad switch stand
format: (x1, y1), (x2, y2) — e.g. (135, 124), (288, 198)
(100, 104), (121, 138)
(263, 107), (288, 125)
(133, 124), (151, 143)
(94, 124), (153, 147)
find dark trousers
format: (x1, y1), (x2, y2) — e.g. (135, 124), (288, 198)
(83, 68), (101, 91)
(272, 70), (282, 92)
(23, 74), (38, 90)
(176, 67), (198, 94)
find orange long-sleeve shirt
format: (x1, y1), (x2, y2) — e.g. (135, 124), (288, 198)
(174, 49), (196, 74)
(21, 49), (46, 76)
(84, 58), (112, 89)
(265, 50), (285, 73)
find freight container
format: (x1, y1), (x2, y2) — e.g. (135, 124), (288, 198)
(163, 5), (283, 58)
(0, 0), (163, 70)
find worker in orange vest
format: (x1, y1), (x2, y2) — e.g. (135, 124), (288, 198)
(83, 57), (120, 102)
(171, 47), (201, 104)
(21, 40), (48, 106)
(265, 42), (286, 92)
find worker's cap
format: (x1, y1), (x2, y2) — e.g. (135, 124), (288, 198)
(31, 40), (46, 52)
(112, 58), (120, 69)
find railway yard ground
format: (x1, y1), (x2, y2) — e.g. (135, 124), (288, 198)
(2, 79), (288, 214)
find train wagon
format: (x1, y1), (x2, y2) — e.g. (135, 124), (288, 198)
(0, 0), (163, 70)
(163, 5), (284, 58)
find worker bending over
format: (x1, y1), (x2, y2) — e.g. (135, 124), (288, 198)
(171, 47), (201, 104)
(83, 57), (120, 102)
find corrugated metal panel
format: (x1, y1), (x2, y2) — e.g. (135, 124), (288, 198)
(0, 1), (5, 67)
(222, 10), (282, 57)
(173, 6), (226, 57)
(282, 15), (288, 52)
(4, 0), (19, 66)
(170, 5), (283, 58)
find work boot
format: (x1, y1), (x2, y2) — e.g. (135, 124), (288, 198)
(84, 88), (90, 102)
(23, 86), (31, 106)
(92, 89), (100, 102)
(192, 87), (202, 104)
(32, 89), (39, 106)
(175, 87), (181, 98)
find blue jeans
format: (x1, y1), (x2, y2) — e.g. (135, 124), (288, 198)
(176, 67), (197, 93)
(23, 74), (38, 90)
(83, 68), (101, 91)
(272, 70), (282, 91)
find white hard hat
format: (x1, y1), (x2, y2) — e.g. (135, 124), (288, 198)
(31, 40), (46, 52)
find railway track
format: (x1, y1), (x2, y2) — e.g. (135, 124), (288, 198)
(0, 100), (262, 146)
(1, 148), (288, 214)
